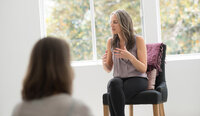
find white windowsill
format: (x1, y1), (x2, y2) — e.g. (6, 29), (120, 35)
(166, 53), (200, 61)
(72, 53), (200, 67)
(72, 60), (102, 67)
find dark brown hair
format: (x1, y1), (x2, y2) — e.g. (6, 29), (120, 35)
(111, 9), (136, 50)
(22, 37), (73, 101)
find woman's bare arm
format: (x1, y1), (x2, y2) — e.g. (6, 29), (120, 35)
(102, 38), (113, 73)
(128, 36), (147, 73)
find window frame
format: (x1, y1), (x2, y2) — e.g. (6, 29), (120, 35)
(39, 0), (200, 66)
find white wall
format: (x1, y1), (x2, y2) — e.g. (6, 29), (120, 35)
(0, 0), (41, 115)
(165, 59), (200, 116)
(1, 0), (200, 116)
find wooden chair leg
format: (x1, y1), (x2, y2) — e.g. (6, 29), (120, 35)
(153, 104), (160, 116)
(129, 105), (133, 116)
(103, 105), (109, 116)
(159, 103), (165, 116)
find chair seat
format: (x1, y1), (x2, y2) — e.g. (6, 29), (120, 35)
(103, 90), (162, 105)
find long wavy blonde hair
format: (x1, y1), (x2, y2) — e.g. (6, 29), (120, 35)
(111, 9), (136, 50)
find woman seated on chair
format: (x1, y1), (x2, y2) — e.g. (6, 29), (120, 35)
(102, 9), (148, 116)
(12, 37), (93, 116)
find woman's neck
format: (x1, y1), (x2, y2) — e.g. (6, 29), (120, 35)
(118, 34), (125, 49)
(118, 33), (125, 42)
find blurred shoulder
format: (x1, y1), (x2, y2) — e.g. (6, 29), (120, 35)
(12, 94), (93, 116)
(12, 101), (25, 116)
(71, 98), (93, 116)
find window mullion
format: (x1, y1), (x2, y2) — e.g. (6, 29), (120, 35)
(155, 0), (162, 43)
(140, 0), (145, 42)
(89, 0), (97, 61)
(39, 0), (46, 38)
(142, 0), (160, 43)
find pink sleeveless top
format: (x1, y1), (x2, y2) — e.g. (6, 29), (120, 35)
(111, 36), (147, 78)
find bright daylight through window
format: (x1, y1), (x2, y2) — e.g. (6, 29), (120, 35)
(44, 0), (142, 61)
(160, 0), (200, 55)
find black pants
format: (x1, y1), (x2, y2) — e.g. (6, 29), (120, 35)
(107, 77), (148, 116)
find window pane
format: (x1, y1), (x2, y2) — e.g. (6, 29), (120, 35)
(94, 0), (142, 59)
(45, 0), (92, 61)
(160, 0), (200, 54)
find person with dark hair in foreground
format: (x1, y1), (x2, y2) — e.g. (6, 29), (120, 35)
(12, 37), (93, 116)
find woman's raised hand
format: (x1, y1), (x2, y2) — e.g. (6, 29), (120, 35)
(113, 46), (133, 60)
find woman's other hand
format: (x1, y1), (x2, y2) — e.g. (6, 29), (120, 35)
(102, 50), (108, 65)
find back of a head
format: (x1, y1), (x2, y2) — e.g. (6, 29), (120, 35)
(22, 37), (73, 101)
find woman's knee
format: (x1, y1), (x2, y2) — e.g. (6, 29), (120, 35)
(107, 78), (123, 88)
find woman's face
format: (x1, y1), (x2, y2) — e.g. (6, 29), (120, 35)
(110, 14), (121, 34)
